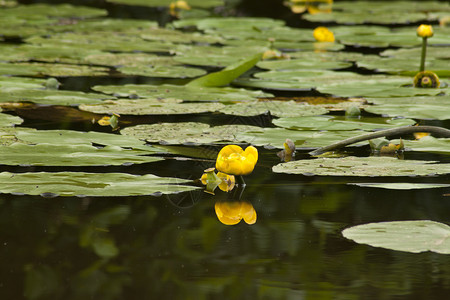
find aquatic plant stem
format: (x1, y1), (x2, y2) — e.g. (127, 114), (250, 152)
(309, 126), (450, 156)
(237, 175), (246, 186)
(420, 37), (427, 72)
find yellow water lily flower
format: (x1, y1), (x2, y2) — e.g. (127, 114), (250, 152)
(169, 0), (191, 18)
(313, 26), (335, 42)
(216, 145), (258, 176)
(214, 201), (257, 225)
(416, 24), (433, 38)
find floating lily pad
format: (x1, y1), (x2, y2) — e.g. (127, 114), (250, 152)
(316, 76), (447, 98)
(303, 1), (449, 24)
(0, 143), (162, 166)
(349, 183), (450, 190)
(26, 33), (175, 53)
(92, 84), (272, 102)
(16, 129), (160, 151)
(0, 172), (198, 197)
(80, 99), (224, 115)
(118, 64), (206, 78)
(0, 3), (107, 20)
(356, 56), (450, 77)
(236, 127), (368, 149)
(0, 62), (109, 77)
(174, 17), (285, 31)
(342, 220), (450, 254)
(334, 26), (449, 48)
(272, 156), (450, 176)
(0, 44), (104, 64)
(219, 101), (328, 117)
(365, 96), (450, 120)
(121, 122), (262, 145)
(0, 110), (22, 127)
(394, 136), (450, 154)
(273, 116), (415, 131)
(174, 45), (266, 68)
(107, 0), (224, 8)
(234, 71), (366, 91)
(257, 58), (351, 71)
(0, 88), (111, 105)
(141, 27), (223, 44)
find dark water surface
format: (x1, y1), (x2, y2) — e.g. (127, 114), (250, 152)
(1, 0), (450, 299)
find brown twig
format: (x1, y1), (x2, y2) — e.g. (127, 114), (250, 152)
(309, 125), (450, 156)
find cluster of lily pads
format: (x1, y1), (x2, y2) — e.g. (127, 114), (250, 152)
(0, 0), (449, 250)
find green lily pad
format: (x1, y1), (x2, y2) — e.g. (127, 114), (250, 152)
(272, 156), (450, 176)
(0, 143), (162, 166)
(0, 171), (198, 197)
(79, 99), (224, 115)
(174, 45), (266, 68)
(92, 84), (272, 102)
(174, 17), (285, 31)
(394, 136), (450, 154)
(236, 127), (368, 149)
(26, 33), (175, 53)
(141, 27), (223, 44)
(121, 122), (262, 145)
(316, 76), (447, 98)
(365, 96), (450, 120)
(356, 55), (450, 78)
(0, 3), (107, 20)
(219, 101), (328, 117)
(0, 110), (23, 127)
(0, 44), (104, 64)
(0, 88), (111, 105)
(118, 64), (206, 78)
(273, 116), (416, 131)
(342, 220), (450, 254)
(0, 62), (109, 77)
(107, 0), (224, 8)
(349, 183), (450, 190)
(0, 76), (47, 89)
(16, 130), (160, 151)
(257, 58), (351, 71)
(304, 1), (449, 24)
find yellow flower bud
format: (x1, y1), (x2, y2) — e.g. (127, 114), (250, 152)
(313, 26), (335, 42)
(416, 24), (433, 38)
(215, 145), (258, 176)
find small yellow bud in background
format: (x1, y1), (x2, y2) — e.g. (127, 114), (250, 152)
(416, 24), (433, 38)
(313, 26), (335, 42)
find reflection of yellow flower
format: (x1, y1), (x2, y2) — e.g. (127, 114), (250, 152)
(216, 145), (258, 176)
(416, 24), (433, 38)
(313, 27), (335, 42)
(215, 201), (257, 225)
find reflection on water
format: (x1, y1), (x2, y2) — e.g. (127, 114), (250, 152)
(0, 158), (449, 299)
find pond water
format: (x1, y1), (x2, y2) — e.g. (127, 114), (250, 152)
(1, 0), (450, 299)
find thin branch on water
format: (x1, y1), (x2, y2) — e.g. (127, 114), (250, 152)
(309, 125), (450, 156)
